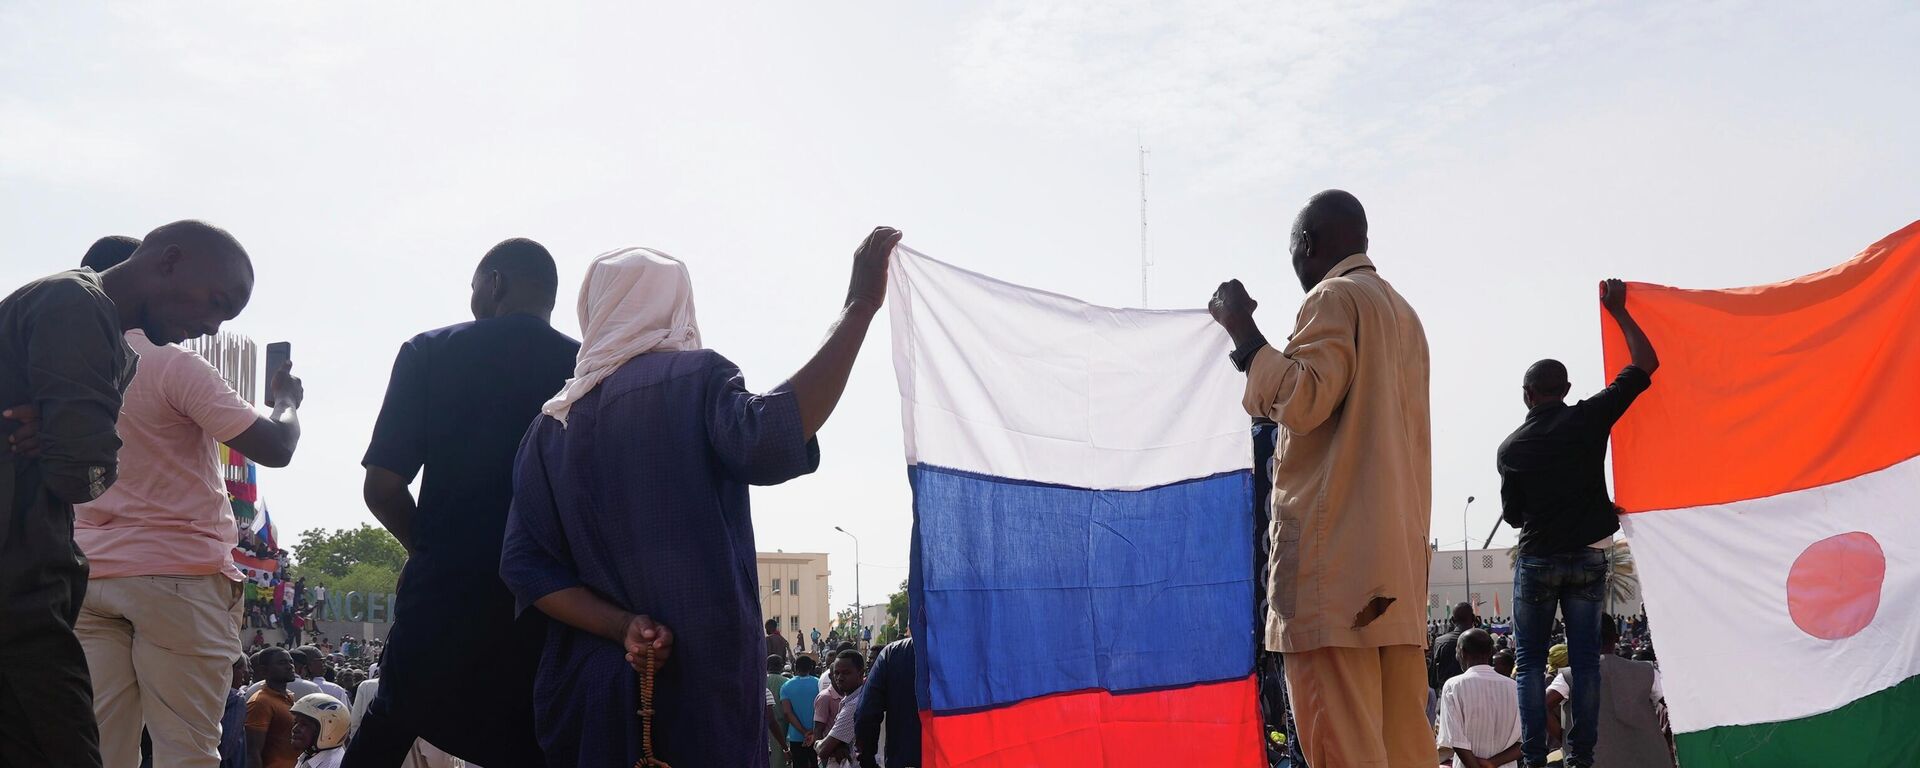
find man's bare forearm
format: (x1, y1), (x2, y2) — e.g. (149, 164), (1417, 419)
(532, 586), (632, 644)
(1609, 304), (1659, 374)
(774, 302), (878, 438)
(362, 468), (417, 553)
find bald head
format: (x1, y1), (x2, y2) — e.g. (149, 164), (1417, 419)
(1288, 189), (1370, 291)
(1523, 359), (1572, 408)
(1299, 190), (1367, 241)
(108, 220), (254, 345)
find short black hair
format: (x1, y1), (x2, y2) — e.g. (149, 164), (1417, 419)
(82, 235), (141, 272)
(478, 238), (559, 303)
(793, 656), (818, 675)
(766, 619), (780, 632)
(1602, 614), (1621, 647)
(834, 650), (865, 671)
(1459, 628), (1495, 658)
(767, 654), (786, 673)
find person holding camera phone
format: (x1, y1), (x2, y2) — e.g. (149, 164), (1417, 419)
(67, 232), (303, 768)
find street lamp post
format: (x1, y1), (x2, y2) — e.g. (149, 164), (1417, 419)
(834, 526), (860, 647)
(1462, 496), (1476, 616)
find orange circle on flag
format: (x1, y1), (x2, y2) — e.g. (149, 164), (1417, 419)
(1786, 531), (1885, 640)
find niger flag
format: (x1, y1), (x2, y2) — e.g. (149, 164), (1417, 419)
(1606, 222), (1920, 766)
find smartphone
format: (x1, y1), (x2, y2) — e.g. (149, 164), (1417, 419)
(264, 342), (291, 407)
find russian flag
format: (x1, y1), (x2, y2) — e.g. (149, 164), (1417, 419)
(888, 247), (1264, 766)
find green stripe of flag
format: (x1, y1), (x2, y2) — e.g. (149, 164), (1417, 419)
(1676, 673), (1920, 767)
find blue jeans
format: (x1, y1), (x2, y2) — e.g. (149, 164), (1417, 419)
(1513, 548), (1606, 767)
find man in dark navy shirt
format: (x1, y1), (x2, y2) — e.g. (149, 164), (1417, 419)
(1498, 278), (1660, 768)
(855, 635), (919, 768)
(342, 238), (579, 768)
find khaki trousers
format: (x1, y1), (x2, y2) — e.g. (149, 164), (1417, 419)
(76, 574), (242, 768)
(1283, 644), (1431, 768)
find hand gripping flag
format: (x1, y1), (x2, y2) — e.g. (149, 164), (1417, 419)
(888, 246), (1263, 767)
(1607, 222), (1920, 766)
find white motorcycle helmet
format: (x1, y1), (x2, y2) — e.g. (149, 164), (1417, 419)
(290, 693), (350, 750)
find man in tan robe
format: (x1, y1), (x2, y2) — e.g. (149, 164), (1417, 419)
(1210, 189), (1433, 767)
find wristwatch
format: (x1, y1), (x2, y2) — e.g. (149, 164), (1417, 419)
(1228, 332), (1269, 372)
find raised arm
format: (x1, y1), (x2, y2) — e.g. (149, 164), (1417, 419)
(1232, 287), (1358, 435)
(224, 361), (303, 468)
(1600, 279), (1658, 375)
(771, 227), (901, 438)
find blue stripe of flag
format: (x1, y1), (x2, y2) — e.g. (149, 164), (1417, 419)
(908, 464), (1255, 714)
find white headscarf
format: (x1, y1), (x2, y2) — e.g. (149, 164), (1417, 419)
(541, 247), (702, 426)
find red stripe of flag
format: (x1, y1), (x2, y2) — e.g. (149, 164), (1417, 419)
(920, 676), (1263, 767)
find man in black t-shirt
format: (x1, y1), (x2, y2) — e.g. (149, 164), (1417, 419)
(342, 239), (579, 768)
(1498, 279), (1660, 768)
(1430, 602), (1475, 692)
(1, 222), (253, 767)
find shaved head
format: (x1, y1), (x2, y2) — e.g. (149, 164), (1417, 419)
(1523, 359), (1572, 408)
(1288, 189), (1371, 291)
(135, 220), (252, 276)
(1297, 189), (1368, 243)
(106, 220), (255, 344)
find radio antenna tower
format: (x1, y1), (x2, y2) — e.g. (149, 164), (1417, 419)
(1139, 138), (1152, 307)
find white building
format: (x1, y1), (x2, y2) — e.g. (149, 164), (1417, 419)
(1426, 543), (1644, 621)
(757, 551), (831, 645)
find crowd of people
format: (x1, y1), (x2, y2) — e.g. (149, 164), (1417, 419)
(1, 188), (1670, 767)
(1426, 605), (1673, 767)
(0, 220), (928, 768)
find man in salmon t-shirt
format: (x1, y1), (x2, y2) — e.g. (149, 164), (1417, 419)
(72, 233), (308, 768)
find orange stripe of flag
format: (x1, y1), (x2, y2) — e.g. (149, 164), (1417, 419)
(1604, 221), (1920, 513)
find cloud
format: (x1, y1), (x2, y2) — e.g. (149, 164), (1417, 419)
(952, 0), (1609, 187)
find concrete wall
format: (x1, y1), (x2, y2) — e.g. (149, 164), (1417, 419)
(1426, 546), (1645, 620)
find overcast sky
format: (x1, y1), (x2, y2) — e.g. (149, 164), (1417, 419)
(5, 1), (1917, 612)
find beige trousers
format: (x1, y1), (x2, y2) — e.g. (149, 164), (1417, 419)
(77, 574), (242, 768)
(1284, 644), (1432, 768)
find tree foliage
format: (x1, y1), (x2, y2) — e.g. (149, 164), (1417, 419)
(291, 524), (405, 593)
(877, 578), (909, 644)
(1605, 540), (1638, 614)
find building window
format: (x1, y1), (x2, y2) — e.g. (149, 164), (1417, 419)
(771, 580), (781, 595)
(1451, 556), (1463, 570)
(790, 615), (800, 631)
(1470, 592), (1480, 607)
(1481, 554), (1494, 569)
(790, 579), (799, 595)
